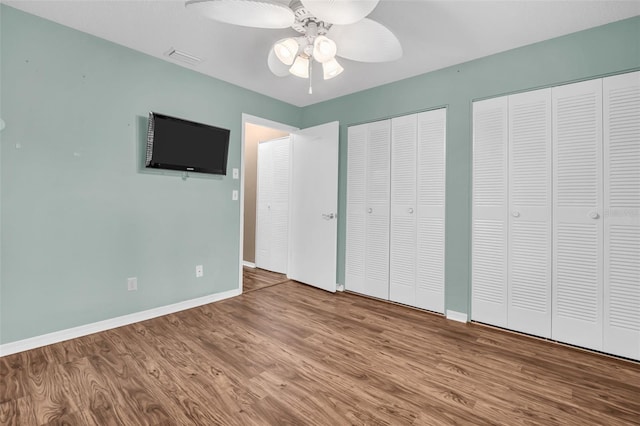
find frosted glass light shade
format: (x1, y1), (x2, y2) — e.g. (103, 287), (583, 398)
(289, 55), (310, 78)
(268, 48), (291, 77)
(274, 38), (299, 66)
(312, 36), (337, 63)
(185, 0), (294, 29)
(322, 57), (343, 80)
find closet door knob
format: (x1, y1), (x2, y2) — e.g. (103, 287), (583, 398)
(589, 211), (599, 219)
(368, 208), (373, 214)
(511, 210), (520, 218)
(408, 208), (414, 214)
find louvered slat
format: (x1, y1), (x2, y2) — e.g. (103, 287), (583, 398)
(552, 79), (603, 351)
(604, 71), (640, 360)
(472, 97), (508, 327)
(508, 88), (552, 338)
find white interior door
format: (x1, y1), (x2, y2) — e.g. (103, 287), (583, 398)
(288, 121), (339, 292)
(472, 97), (509, 327)
(603, 71), (640, 360)
(255, 137), (290, 274)
(255, 141), (273, 270)
(552, 79), (604, 351)
(389, 114), (417, 305)
(507, 88), (552, 338)
(345, 124), (368, 295)
(416, 108), (446, 313)
(365, 120), (392, 299)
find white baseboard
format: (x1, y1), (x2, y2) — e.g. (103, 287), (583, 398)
(0, 288), (241, 357)
(242, 261), (256, 268)
(446, 310), (468, 323)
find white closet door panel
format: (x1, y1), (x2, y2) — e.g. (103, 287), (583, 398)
(472, 97), (508, 326)
(255, 141), (273, 269)
(552, 79), (604, 351)
(365, 120), (391, 299)
(603, 71), (640, 360)
(345, 124), (368, 293)
(416, 108), (447, 313)
(508, 88), (552, 338)
(390, 114), (417, 305)
(268, 137), (290, 274)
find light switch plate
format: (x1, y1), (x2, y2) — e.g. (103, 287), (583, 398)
(232, 190), (238, 201)
(232, 168), (239, 179)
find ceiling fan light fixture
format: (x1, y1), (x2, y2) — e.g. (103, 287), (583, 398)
(274, 38), (299, 66)
(185, 0), (295, 29)
(289, 55), (310, 78)
(322, 57), (344, 80)
(312, 35), (337, 63)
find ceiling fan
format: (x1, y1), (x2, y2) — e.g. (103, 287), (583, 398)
(185, 0), (402, 93)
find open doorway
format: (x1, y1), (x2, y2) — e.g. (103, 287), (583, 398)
(239, 114), (297, 293)
(239, 114), (340, 295)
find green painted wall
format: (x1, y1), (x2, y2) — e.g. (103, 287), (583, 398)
(0, 6), (300, 344)
(300, 16), (640, 315)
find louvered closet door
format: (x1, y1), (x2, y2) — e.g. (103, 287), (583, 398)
(345, 124), (368, 295)
(603, 71), (640, 360)
(472, 97), (508, 327)
(416, 108), (446, 313)
(389, 114), (417, 306)
(268, 137), (290, 274)
(552, 79), (604, 351)
(507, 89), (552, 338)
(365, 120), (391, 299)
(255, 141), (273, 270)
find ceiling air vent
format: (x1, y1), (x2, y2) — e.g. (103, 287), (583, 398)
(166, 48), (203, 65)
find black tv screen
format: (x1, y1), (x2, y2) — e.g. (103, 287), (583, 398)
(146, 112), (230, 175)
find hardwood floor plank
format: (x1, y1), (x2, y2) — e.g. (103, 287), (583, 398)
(1, 269), (639, 425)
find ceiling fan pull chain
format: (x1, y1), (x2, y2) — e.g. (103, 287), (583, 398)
(308, 59), (313, 94)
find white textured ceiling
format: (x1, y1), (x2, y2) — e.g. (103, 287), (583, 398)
(4, 0), (640, 107)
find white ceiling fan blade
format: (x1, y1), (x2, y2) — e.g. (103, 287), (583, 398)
(301, 0), (379, 25)
(329, 18), (402, 63)
(268, 48), (291, 77)
(185, 0), (294, 29)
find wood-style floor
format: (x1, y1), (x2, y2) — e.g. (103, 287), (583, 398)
(242, 266), (287, 293)
(1, 271), (639, 425)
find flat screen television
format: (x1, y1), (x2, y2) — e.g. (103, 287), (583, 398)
(146, 112), (230, 175)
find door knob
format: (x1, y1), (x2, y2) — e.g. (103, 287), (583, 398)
(511, 210), (520, 218)
(322, 213), (336, 220)
(368, 208), (373, 214)
(408, 208), (414, 214)
(589, 211), (599, 219)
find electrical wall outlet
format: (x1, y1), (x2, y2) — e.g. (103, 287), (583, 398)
(196, 265), (204, 278)
(127, 277), (138, 291)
